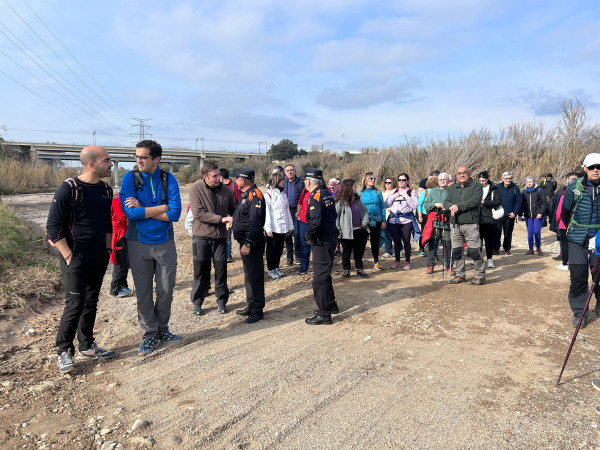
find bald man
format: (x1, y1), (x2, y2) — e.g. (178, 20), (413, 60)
(46, 146), (115, 374)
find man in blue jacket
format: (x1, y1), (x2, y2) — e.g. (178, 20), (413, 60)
(497, 171), (522, 255)
(120, 140), (182, 356)
(283, 164), (304, 266)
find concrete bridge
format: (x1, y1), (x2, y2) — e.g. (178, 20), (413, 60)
(4, 141), (264, 185)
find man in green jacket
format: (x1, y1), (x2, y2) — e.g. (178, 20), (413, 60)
(443, 165), (486, 285)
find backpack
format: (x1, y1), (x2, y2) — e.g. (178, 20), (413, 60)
(64, 177), (113, 223)
(131, 169), (169, 204)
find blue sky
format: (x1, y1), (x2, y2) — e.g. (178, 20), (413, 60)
(0, 0), (599, 152)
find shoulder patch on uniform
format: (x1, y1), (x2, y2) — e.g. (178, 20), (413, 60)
(254, 189), (263, 200)
(314, 190), (321, 201)
(248, 191), (253, 201)
(310, 206), (315, 210)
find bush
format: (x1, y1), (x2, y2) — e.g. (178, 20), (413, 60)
(0, 160), (78, 194)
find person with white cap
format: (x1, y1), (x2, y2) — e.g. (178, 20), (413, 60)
(560, 153), (600, 328)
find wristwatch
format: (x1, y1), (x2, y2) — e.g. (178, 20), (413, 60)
(244, 241), (252, 248)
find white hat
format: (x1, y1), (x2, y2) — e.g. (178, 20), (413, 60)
(582, 153), (600, 168)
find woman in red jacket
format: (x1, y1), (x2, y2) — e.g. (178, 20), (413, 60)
(109, 196), (133, 297)
(296, 182), (312, 275)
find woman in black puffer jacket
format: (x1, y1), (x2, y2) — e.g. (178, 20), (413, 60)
(520, 175), (547, 255)
(478, 172), (502, 268)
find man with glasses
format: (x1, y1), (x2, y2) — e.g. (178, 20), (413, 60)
(497, 171), (522, 255)
(444, 166), (485, 284)
(120, 140), (182, 356)
(561, 154), (600, 328)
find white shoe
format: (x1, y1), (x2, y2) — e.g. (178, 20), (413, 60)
(275, 268), (286, 277)
(383, 253), (391, 258)
(487, 259), (494, 268)
(556, 264), (568, 271)
(267, 270), (279, 280)
(469, 260), (475, 265)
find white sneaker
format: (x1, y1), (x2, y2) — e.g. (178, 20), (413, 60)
(275, 268), (286, 277)
(469, 260), (475, 265)
(487, 259), (494, 268)
(556, 264), (568, 271)
(267, 270), (279, 280)
(383, 253), (391, 258)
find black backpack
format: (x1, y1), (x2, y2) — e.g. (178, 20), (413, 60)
(131, 169), (169, 204)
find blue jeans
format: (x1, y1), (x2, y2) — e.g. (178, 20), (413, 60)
(226, 228), (232, 259)
(285, 209), (302, 262)
(297, 220), (312, 272)
(525, 217), (542, 250)
(384, 221), (394, 254)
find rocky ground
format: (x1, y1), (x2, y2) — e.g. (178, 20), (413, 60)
(1, 188), (600, 449)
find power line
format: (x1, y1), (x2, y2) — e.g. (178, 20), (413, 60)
(131, 118), (152, 143)
(1, 0), (131, 128)
(21, 0), (133, 121)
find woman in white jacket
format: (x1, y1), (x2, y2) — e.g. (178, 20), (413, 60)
(264, 172), (294, 279)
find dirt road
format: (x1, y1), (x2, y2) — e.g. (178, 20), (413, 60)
(1, 189), (599, 449)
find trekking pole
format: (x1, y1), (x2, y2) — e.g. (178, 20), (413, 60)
(556, 258), (600, 386)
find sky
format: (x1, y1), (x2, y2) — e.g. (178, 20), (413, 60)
(0, 0), (599, 153)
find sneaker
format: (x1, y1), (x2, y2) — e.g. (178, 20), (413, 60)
(592, 379), (600, 392)
(468, 277), (486, 286)
(526, 249), (534, 255)
(138, 337), (159, 356)
(218, 305), (228, 314)
(373, 262), (384, 271)
(403, 263), (411, 271)
(341, 270), (350, 278)
(157, 331), (182, 341)
(552, 254), (562, 261)
(536, 248), (544, 256)
(357, 269), (369, 278)
(425, 265), (434, 274)
(556, 264), (568, 271)
(449, 276), (466, 284)
(418, 250), (426, 257)
(573, 315), (588, 329)
(469, 260), (474, 265)
(116, 288), (133, 298)
(227, 256), (233, 263)
(57, 350), (76, 373)
(487, 259), (495, 268)
(297, 269), (308, 275)
(504, 250), (511, 255)
(193, 306), (204, 316)
(77, 342), (114, 360)
(284, 259), (294, 267)
(383, 253), (392, 258)
(445, 267), (455, 275)
(268, 270), (280, 280)
(391, 261), (401, 269)
(492, 249), (499, 256)
(275, 268), (286, 277)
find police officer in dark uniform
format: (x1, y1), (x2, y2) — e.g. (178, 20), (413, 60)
(232, 167), (266, 324)
(303, 168), (338, 325)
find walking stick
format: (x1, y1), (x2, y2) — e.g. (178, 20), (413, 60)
(556, 257), (600, 386)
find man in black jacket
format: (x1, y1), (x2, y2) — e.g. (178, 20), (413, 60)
(303, 168), (339, 325)
(46, 146), (114, 374)
(233, 167), (266, 324)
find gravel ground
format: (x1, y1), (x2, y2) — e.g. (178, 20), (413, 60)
(1, 188), (600, 449)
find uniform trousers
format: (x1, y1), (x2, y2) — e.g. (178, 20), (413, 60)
(241, 239), (266, 314)
(312, 234), (338, 318)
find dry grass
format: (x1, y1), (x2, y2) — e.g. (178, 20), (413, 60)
(0, 159), (78, 195)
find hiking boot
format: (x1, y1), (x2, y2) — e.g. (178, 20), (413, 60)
(245, 313), (264, 324)
(157, 331), (181, 341)
(526, 249), (534, 255)
(445, 267), (455, 276)
(403, 263), (411, 271)
(116, 288), (133, 298)
(487, 259), (495, 268)
(449, 276), (466, 284)
(357, 269), (369, 278)
(193, 306), (204, 316)
(391, 261), (401, 269)
(57, 350), (76, 374)
(77, 342), (114, 360)
(572, 315), (589, 329)
(341, 270), (350, 278)
(536, 248), (544, 256)
(138, 337), (159, 356)
(556, 264), (568, 271)
(468, 277), (486, 286)
(425, 265), (434, 274)
(236, 307), (251, 316)
(217, 305), (228, 314)
(373, 262), (384, 271)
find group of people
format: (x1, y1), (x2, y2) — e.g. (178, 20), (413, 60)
(46, 140), (600, 374)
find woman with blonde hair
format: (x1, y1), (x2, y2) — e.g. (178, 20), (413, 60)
(360, 171), (386, 270)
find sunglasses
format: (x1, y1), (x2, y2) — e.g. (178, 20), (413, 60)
(398, 179), (408, 182)
(384, 181), (393, 184)
(588, 165), (600, 171)
(367, 176), (376, 180)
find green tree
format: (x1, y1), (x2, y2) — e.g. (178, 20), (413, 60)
(269, 139), (299, 160)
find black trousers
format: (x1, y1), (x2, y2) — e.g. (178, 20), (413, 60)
(285, 207), (301, 262)
(368, 222), (382, 263)
(241, 239), (266, 314)
(480, 222), (501, 259)
(312, 234), (338, 318)
(266, 232), (286, 271)
(109, 237), (129, 295)
(568, 241), (600, 318)
(500, 216), (515, 251)
(340, 228), (368, 271)
(191, 237), (228, 308)
(558, 229), (569, 265)
(56, 248), (109, 355)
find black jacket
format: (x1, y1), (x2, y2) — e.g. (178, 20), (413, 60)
(480, 182), (502, 224)
(521, 187), (547, 218)
(305, 185), (337, 244)
(232, 185), (266, 245)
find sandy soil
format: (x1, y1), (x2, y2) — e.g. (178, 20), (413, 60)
(1, 188), (600, 449)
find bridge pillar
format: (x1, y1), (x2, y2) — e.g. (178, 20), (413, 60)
(112, 160), (119, 186)
(196, 157), (204, 169)
(169, 163), (174, 173)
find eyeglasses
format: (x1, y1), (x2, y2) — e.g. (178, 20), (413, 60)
(384, 181), (393, 184)
(367, 176), (376, 180)
(588, 165), (600, 171)
(438, 178), (448, 182)
(398, 179), (408, 182)
(503, 177), (513, 180)
(136, 155), (151, 160)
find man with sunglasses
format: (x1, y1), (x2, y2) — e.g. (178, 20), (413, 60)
(561, 154), (600, 328)
(497, 171), (522, 255)
(120, 140), (182, 356)
(443, 166), (485, 285)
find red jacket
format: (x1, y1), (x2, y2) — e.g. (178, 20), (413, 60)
(110, 197), (128, 266)
(297, 188), (311, 223)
